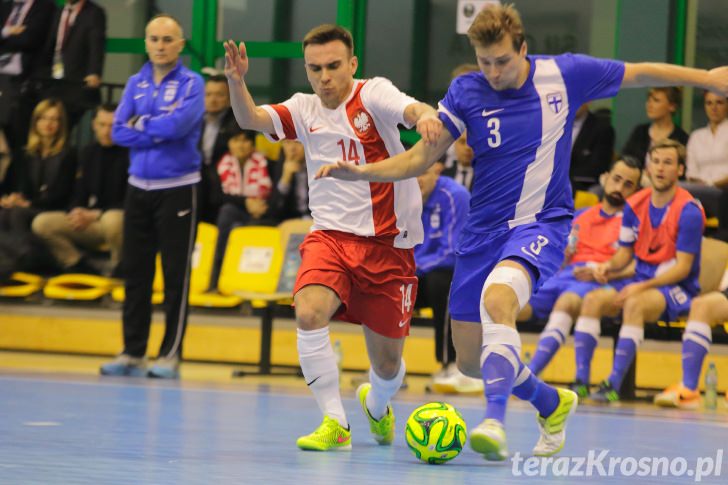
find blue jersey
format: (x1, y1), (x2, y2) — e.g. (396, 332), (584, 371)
(438, 54), (624, 239)
(619, 201), (704, 296)
(415, 176), (470, 274)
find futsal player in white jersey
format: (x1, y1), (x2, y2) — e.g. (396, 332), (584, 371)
(224, 24), (441, 451)
(317, 3), (728, 461)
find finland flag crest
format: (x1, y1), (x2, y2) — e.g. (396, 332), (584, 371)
(546, 92), (563, 114)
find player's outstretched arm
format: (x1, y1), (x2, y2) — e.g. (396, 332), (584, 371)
(224, 40), (275, 133)
(622, 63), (728, 95)
(315, 129), (454, 182)
(403, 102), (442, 146)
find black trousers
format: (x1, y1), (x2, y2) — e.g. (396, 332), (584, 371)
(415, 269), (456, 366)
(121, 183), (198, 359)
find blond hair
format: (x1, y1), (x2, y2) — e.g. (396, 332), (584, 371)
(26, 99), (68, 157)
(649, 138), (686, 166)
(467, 3), (525, 51)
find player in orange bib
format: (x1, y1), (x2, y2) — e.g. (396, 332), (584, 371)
(223, 25), (442, 451)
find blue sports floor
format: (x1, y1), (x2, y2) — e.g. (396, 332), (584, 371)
(0, 372), (726, 484)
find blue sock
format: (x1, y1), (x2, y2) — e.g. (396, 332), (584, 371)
(608, 338), (637, 391)
(529, 331), (565, 376)
(574, 331), (597, 383)
(682, 333), (710, 390)
(512, 363), (560, 418)
(481, 346), (518, 423)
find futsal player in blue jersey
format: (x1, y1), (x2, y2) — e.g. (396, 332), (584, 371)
(317, 3), (728, 460)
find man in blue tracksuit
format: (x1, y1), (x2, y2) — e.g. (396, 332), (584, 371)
(101, 14), (204, 379)
(414, 162), (474, 392)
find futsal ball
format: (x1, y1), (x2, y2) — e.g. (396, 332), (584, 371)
(405, 402), (467, 464)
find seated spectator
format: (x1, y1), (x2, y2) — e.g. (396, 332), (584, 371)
(199, 74), (239, 223)
(572, 140), (705, 403)
(39, 0), (107, 130)
(683, 91), (728, 241)
(208, 127), (276, 290)
(270, 139), (309, 221)
(622, 87), (689, 170)
(0, 98), (76, 235)
(569, 104), (615, 193)
(32, 104), (128, 275)
(519, 157), (641, 384)
(654, 288), (728, 409)
(442, 131), (474, 191)
(413, 162), (478, 394)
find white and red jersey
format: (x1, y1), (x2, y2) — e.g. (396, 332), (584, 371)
(261, 77), (423, 249)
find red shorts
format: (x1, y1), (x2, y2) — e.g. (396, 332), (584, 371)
(294, 230), (418, 338)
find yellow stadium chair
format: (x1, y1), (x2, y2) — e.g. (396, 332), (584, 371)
(0, 272), (44, 298)
(705, 217), (719, 229)
(188, 222), (242, 308)
(219, 224), (309, 376)
(574, 190), (599, 209)
(43, 273), (115, 301)
(255, 133), (281, 161)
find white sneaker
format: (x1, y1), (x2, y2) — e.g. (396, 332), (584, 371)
(470, 418), (508, 461)
(431, 366), (484, 394)
(532, 388), (578, 456)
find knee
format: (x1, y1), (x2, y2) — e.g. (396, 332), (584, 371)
(482, 285), (519, 324)
(580, 291), (603, 316)
(689, 294), (712, 322)
(622, 296), (643, 319)
(554, 292), (581, 316)
(296, 304), (329, 331)
(31, 212), (55, 237)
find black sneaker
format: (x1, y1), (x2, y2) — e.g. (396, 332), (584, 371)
(590, 380), (620, 403)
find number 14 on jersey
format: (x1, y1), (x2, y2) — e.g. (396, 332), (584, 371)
(337, 139), (361, 165)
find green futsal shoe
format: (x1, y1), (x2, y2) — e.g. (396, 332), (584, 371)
(296, 416), (351, 451)
(533, 387), (578, 456)
(356, 383), (395, 445)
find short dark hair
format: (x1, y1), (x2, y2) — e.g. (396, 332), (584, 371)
(610, 155), (643, 183)
(303, 24), (354, 56)
(95, 103), (118, 116)
(206, 74), (227, 84)
(229, 127), (257, 143)
(467, 3), (525, 51)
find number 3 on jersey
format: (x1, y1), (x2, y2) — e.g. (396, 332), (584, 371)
(487, 117), (501, 148)
(337, 139), (361, 165)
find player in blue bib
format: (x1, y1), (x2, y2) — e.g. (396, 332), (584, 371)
(317, 3), (728, 460)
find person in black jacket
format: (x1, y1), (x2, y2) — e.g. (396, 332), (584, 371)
(268, 139), (309, 221)
(198, 74), (239, 223)
(0, 98), (76, 233)
(622, 87), (689, 169)
(39, 0), (106, 129)
(0, 0), (57, 151)
(32, 103), (128, 274)
(569, 104), (615, 193)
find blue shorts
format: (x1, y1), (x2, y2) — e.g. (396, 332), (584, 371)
(611, 276), (694, 322)
(528, 263), (606, 320)
(449, 217), (571, 323)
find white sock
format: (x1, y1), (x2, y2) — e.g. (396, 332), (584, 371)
(542, 310), (573, 344)
(366, 359), (406, 420)
(297, 327), (347, 428)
